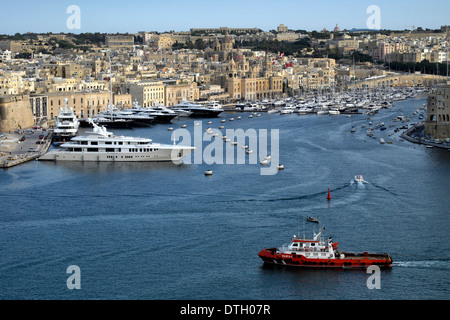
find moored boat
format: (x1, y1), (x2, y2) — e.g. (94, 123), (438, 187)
(53, 99), (80, 143)
(258, 227), (392, 269)
(39, 119), (195, 163)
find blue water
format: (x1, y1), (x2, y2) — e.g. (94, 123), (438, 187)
(1, 96), (449, 300)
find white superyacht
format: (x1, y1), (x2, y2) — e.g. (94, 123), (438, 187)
(39, 119), (195, 162)
(53, 98), (80, 142)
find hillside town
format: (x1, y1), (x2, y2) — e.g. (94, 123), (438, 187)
(0, 25), (449, 139)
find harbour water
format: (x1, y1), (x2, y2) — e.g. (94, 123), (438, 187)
(0, 96), (449, 300)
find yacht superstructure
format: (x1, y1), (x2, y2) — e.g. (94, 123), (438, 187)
(40, 119), (195, 162)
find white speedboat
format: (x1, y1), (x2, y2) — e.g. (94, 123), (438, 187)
(53, 99), (80, 143)
(39, 119), (195, 163)
(328, 109), (340, 115)
(280, 106), (295, 114)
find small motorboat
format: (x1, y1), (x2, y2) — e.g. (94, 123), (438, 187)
(306, 217), (319, 223)
(355, 175), (365, 183)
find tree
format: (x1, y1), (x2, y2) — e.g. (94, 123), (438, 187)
(194, 39), (205, 50)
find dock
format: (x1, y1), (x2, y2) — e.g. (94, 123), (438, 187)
(400, 123), (450, 149)
(0, 129), (53, 168)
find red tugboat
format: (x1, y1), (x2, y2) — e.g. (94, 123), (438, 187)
(258, 227), (392, 269)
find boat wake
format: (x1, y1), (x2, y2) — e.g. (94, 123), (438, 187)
(369, 182), (398, 196)
(254, 183), (352, 202)
(393, 259), (450, 270)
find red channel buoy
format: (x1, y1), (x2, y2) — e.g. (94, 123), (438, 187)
(327, 188), (332, 200)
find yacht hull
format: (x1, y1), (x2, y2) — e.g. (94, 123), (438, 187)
(39, 147), (194, 162)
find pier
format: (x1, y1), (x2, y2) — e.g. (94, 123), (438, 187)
(0, 129), (53, 168)
(400, 123), (450, 149)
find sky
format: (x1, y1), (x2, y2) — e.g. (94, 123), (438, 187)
(0, 0), (449, 35)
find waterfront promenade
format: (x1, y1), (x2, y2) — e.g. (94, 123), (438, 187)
(0, 129), (52, 168)
(401, 122), (450, 150)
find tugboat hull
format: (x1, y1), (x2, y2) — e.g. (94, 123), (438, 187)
(258, 248), (392, 269)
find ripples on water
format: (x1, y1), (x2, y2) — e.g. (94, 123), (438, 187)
(0, 96), (449, 300)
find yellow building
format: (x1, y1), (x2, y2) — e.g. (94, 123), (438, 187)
(105, 35), (134, 48)
(155, 34), (174, 49)
(47, 91), (112, 120)
(121, 81), (165, 107)
(165, 81), (199, 106)
(226, 74), (282, 100)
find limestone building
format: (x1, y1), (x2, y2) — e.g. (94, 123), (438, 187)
(120, 81), (165, 107)
(106, 35), (134, 48)
(46, 91), (112, 120)
(425, 83), (450, 139)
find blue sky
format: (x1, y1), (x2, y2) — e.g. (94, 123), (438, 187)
(1, 0), (448, 34)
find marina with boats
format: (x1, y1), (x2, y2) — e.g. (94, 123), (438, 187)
(231, 86), (426, 116)
(3, 85), (449, 169)
(1, 85), (449, 300)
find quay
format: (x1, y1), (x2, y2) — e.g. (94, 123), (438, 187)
(400, 123), (450, 149)
(0, 129), (53, 168)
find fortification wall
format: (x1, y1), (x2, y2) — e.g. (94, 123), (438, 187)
(0, 95), (34, 132)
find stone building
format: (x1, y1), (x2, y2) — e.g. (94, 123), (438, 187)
(46, 91), (112, 120)
(425, 83), (450, 139)
(105, 35), (134, 48)
(120, 81), (165, 107)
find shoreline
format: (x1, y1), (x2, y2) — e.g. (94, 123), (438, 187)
(400, 122), (450, 149)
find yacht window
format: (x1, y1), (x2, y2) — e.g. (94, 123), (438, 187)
(310, 243), (315, 247)
(106, 148), (114, 152)
(74, 148), (82, 152)
(91, 142), (98, 145)
(292, 243), (298, 247)
(88, 148), (98, 152)
(105, 142), (112, 145)
(118, 142), (123, 145)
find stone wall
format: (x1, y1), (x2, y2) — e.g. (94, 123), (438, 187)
(0, 95), (35, 132)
